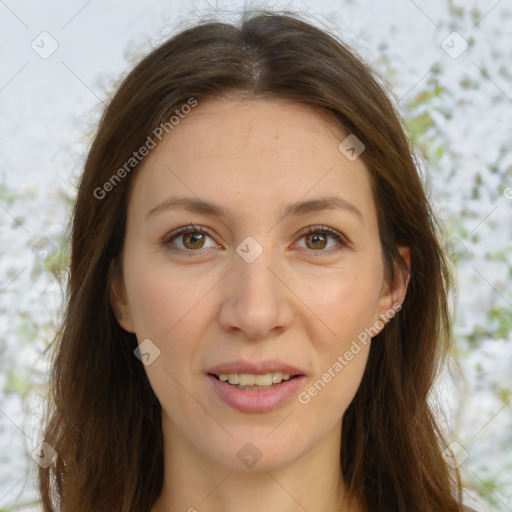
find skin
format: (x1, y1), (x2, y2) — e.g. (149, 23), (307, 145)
(111, 95), (410, 512)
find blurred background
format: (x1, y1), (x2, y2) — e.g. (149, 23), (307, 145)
(0, 0), (511, 510)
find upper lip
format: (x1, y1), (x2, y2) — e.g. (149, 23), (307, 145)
(207, 360), (306, 376)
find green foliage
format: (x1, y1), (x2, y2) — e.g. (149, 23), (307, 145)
(487, 306), (512, 340)
(4, 367), (31, 397)
(473, 476), (501, 506)
(495, 384), (511, 404)
(0, 183), (17, 206)
(406, 111), (435, 145)
(404, 84), (448, 166)
(407, 84), (447, 109)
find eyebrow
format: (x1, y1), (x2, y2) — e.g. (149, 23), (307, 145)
(146, 195), (363, 222)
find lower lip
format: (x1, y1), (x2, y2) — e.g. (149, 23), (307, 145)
(207, 374), (306, 413)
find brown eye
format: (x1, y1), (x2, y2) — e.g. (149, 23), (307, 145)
(164, 224), (348, 257)
(164, 224), (218, 254)
(304, 232), (328, 250)
(297, 226), (348, 254)
(182, 232), (206, 250)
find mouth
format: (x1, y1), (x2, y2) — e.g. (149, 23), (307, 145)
(207, 372), (302, 391)
(206, 371), (307, 413)
(205, 360), (307, 411)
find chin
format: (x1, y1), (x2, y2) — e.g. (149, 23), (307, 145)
(197, 431), (312, 473)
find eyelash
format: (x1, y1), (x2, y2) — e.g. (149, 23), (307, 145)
(162, 223), (349, 257)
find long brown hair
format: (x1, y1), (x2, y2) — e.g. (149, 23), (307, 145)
(39, 9), (464, 511)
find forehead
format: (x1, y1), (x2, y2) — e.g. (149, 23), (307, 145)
(127, 96), (376, 226)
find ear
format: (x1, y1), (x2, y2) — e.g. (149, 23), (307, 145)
(109, 261), (136, 333)
(372, 246), (411, 332)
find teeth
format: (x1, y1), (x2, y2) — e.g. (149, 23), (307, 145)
(217, 372), (291, 386)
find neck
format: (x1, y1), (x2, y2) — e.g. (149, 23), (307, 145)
(151, 414), (359, 512)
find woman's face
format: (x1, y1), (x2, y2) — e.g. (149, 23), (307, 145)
(112, 96), (409, 472)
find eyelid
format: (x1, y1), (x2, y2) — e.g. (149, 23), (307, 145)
(163, 223), (351, 255)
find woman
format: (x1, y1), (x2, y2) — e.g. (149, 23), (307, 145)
(38, 9), (472, 512)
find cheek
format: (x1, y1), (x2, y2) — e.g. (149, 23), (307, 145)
(302, 263), (383, 343)
(302, 343), (370, 422)
(296, 266), (381, 408)
(123, 255), (219, 340)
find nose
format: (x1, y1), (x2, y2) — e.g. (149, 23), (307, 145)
(217, 238), (294, 340)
